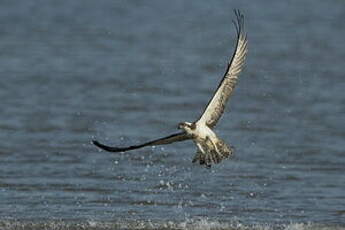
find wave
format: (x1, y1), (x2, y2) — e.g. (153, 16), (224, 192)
(0, 219), (343, 230)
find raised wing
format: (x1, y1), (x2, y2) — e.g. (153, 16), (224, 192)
(197, 10), (248, 128)
(92, 132), (189, 152)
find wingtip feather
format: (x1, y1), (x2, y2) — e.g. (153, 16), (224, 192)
(92, 140), (123, 152)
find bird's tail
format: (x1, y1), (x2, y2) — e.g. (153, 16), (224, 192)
(192, 138), (233, 168)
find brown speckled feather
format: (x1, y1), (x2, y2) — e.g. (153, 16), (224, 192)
(198, 10), (248, 128)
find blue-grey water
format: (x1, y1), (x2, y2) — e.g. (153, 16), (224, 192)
(1, 0), (345, 229)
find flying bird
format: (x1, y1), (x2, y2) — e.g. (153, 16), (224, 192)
(93, 10), (248, 167)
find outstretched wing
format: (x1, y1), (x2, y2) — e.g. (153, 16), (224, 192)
(197, 10), (248, 128)
(92, 132), (189, 152)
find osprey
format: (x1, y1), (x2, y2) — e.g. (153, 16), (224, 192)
(93, 10), (248, 168)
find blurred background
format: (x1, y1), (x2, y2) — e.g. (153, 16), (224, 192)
(0, 0), (344, 229)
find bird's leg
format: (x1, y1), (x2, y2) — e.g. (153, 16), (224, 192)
(192, 142), (210, 168)
(206, 136), (224, 163)
(206, 136), (219, 153)
(196, 142), (206, 154)
(192, 142), (203, 163)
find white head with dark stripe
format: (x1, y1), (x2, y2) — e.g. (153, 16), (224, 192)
(178, 122), (196, 134)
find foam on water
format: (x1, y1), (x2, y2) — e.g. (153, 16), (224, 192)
(0, 219), (343, 230)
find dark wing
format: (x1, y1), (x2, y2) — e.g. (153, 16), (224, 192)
(92, 132), (190, 152)
(197, 10), (248, 128)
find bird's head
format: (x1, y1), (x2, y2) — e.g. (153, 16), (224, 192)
(178, 122), (195, 132)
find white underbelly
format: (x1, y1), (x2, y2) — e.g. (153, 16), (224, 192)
(194, 123), (216, 140)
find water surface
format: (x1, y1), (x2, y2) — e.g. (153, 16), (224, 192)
(0, 0), (344, 229)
